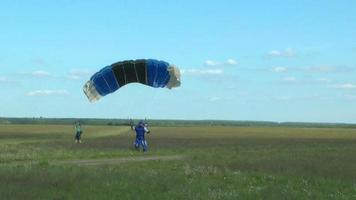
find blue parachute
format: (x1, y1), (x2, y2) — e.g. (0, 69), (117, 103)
(83, 59), (181, 102)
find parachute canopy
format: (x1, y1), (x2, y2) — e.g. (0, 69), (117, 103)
(83, 59), (181, 102)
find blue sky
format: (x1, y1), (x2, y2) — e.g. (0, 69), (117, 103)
(0, 0), (355, 123)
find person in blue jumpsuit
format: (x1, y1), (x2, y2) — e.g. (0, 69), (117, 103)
(134, 120), (150, 152)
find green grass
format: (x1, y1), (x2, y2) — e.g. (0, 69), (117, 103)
(1, 124), (356, 199)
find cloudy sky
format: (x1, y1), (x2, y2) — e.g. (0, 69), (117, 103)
(0, 0), (355, 123)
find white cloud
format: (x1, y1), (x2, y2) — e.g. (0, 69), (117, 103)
(267, 48), (296, 58)
(0, 76), (17, 84)
(0, 76), (9, 82)
(268, 50), (282, 57)
(205, 59), (238, 67)
(317, 96), (330, 101)
(237, 91), (249, 96)
(272, 67), (287, 72)
(32, 70), (51, 77)
(282, 76), (297, 83)
(269, 65), (354, 75)
(344, 94), (356, 100)
(317, 78), (332, 83)
(67, 69), (92, 80)
(209, 97), (222, 102)
(26, 89), (69, 96)
(332, 83), (356, 89)
(303, 65), (354, 73)
(32, 58), (45, 65)
(274, 96), (291, 101)
(205, 60), (219, 66)
(305, 94), (330, 101)
(19, 69), (93, 80)
(181, 69), (223, 76)
(208, 96), (232, 102)
(226, 59), (237, 65)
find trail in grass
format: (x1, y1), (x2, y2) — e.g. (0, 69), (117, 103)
(1, 155), (185, 166)
(52, 155), (185, 166)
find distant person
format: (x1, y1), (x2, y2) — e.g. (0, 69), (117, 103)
(74, 121), (83, 143)
(134, 120), (150, 152)
(129, 119), (134, 130)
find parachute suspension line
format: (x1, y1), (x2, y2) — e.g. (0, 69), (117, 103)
(145, 61), (161, 119)
(129, 61), (142, 120)
(143, 82), (160, 120)
(126, 124), (131, 149)
(129, 62), (139, 122)
(150, 84), (161, 119)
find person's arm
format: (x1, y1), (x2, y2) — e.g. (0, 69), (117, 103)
(144, 126), (150, 134)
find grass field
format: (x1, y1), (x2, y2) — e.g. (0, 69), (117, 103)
(1, 124), (356, 199)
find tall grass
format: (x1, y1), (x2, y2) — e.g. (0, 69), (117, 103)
(0, 124), (356, 199)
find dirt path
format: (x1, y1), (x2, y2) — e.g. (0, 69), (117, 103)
(52, 155), (185, 166)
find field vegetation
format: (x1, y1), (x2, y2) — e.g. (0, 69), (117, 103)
(0, 124), (356, 199)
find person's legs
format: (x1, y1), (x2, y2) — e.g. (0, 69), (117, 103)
(134, 139), (140, 150)
(75, 132), (79, 143)
(142, 140), (148, 152)
(79, 131), (82, 143)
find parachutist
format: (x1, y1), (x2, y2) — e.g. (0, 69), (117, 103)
(134, 120), (150, 152)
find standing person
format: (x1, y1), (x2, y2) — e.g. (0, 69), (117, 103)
(134, 120), (150, 152)
(74, 121), (83, 143)
(129, 118), (134, 130)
